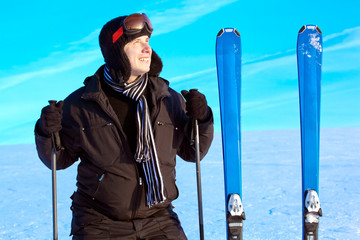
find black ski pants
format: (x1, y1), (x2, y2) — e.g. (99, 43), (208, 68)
(70, 198), (187, 240)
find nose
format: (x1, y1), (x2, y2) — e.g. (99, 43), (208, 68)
(142, 42), (152, 53)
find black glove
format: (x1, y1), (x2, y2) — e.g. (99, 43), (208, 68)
(181, 89), (209, 121)
(38, 101), (64, 136)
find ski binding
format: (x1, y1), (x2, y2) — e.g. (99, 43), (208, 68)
(304, 190), (322, 238)
(227, 193), (246, 239)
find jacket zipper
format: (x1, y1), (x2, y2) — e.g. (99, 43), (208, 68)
(131, 166), (143, 219)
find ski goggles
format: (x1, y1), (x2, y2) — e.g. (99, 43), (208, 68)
(112, 13), (153, 43)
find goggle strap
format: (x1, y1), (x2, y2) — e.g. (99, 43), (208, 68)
(112, 26), (124, 43)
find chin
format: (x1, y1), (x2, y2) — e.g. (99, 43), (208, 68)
(143, 67), (151, 74)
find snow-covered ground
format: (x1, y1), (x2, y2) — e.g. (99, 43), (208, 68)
(1, 127), (359, 239)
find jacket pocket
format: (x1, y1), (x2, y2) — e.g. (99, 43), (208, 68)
(153, 121), (179, 166)
(80, 122), (121, 168)
(93, 172), (136, 220)
(156, 120), (183, 148)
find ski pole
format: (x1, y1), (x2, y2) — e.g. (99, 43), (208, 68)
(51, 133), (58, 240)
(48, 100), (60, 240)
(193, 119), (204, 240)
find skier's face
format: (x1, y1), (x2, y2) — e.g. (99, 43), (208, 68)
(124, 35), (152, 83)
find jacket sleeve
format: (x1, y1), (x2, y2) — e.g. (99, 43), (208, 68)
(176, 95), (214, 162)
(34, 103), (80, 170)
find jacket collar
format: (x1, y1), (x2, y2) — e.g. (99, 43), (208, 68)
(148, 75), (171, 100)
(81, 65), (105, 101)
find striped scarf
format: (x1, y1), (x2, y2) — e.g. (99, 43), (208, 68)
(104, 65), (166, 206)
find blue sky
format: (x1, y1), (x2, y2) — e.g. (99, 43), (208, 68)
(0, 0), (359, 145)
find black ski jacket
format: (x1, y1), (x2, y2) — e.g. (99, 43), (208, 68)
(35, 66), (214, 220)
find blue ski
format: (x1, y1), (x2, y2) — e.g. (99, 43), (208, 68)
(216, 28), (245, 240)
(297, 25), (323, 240)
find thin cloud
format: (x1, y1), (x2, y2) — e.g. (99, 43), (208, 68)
(69, 29), (100, 45)
(169, 68), (216, 83)
(323, 26), (360, 41)
(324, 35), (360, 52)
(242, 90), (298, 114)
(243, 51), (290, 65)
(0, 49), (101, 91)
(148, 0), (238, 36)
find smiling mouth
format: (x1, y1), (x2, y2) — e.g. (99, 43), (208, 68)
(139, 58), (150, 62)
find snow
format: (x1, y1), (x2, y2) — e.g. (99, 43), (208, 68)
(0, 127), (359, 239)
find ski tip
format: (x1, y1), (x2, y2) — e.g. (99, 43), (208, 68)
(298, 25), (322, 34)
(217, 28), (241, 37)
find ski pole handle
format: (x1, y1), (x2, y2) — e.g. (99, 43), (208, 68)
(48, 100), (62, 151)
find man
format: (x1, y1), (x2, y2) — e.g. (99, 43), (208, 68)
(35, 13), (213, 239)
